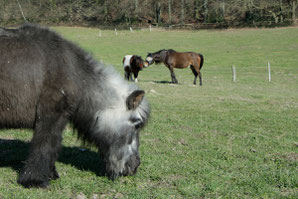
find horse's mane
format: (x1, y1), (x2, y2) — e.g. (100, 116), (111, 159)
(151, 49), (164, 55)
(167, 49), (176, 53)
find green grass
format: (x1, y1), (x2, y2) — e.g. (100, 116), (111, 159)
(0, 26), (297, 198)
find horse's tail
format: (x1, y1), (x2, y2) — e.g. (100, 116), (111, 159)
(198, 54), (204, 70)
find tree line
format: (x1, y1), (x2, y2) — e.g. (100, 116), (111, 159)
(0, 0), (297, 28)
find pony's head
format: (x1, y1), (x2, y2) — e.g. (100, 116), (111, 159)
(131, 55), (144, 70)
(84, 67), (150, 179)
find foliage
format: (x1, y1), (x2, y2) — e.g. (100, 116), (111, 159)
(0, 0), (297, 27)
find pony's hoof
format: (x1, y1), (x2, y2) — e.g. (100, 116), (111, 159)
(49, 167), (60, 180)
(18, 177), (49, 188)
(18, 170), (50, 188)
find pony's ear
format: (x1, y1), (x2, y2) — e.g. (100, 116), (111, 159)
(126, 90), (145, 110)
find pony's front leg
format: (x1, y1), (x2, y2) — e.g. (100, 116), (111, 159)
(129, 72), (134, 81)
(133, 72), (139, 83)
(18, 113), (67, 188)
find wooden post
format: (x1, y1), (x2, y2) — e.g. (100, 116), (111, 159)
(149, 25), (152, 32)
(268, 62), (271, 82)
(98, 30), (102, 37)
(232, 65), (236, 82)
(115, 29), (118, 35)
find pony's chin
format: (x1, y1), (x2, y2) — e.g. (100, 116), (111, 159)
(107, 155), (140, 180)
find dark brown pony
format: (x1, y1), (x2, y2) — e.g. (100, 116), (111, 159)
(145, 49), (204, 85)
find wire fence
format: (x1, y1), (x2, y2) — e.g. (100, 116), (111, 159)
(199, 64), (298, 83)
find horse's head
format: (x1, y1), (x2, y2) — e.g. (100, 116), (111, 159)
(144, 53), (153, 67)
(144, 50), (166, 67)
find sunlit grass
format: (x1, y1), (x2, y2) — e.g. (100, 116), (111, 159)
(0, 26), (297, 198)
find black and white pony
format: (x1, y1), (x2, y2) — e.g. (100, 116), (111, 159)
(123, 55), (145, 82)
(0, 24), (150, 188)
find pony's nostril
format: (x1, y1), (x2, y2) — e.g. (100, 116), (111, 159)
(131, 117), (143, 129)
(134, 120), (142, 129)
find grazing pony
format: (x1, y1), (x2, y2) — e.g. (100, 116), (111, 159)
(0, 24), (150, 188)
(145, 49), (204, 85)
(123, 55), (144, 82)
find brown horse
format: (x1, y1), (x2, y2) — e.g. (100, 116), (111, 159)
(144, 49), (204, 85)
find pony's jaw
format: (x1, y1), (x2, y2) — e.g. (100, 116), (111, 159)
(106, 136), (140, 179)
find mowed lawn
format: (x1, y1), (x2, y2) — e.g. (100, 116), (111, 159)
(0, 26), (297, 198)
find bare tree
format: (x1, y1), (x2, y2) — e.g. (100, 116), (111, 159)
(168, 0), (172, 24)
(181, 0), (185, 23)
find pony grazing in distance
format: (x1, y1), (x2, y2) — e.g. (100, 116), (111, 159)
(144, 49), (204, 85)
(123, 55), (145, 82)
(0, 24), (150, 188)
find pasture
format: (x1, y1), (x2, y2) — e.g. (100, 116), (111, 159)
(0, 26), (297, 198)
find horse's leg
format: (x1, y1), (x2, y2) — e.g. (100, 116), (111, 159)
(167, 65), (178, 84)
(18, 104), (68, 188)
(199, 71), (202, 86)
(190, 65), (198, 85)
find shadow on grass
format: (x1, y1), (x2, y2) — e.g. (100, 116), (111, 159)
(153, 80), (171, 84)
(0, 139), (105, 177)
(153, 80), (179, 84)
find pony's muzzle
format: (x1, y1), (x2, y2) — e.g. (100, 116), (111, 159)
(124, 154), (140, 176)
(144, 61), (149, 68)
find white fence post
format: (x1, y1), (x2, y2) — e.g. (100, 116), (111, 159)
(232, 65), (236, 82)
(130, 27), (134, 33)
(268, 62), (271, 82)
(149, 25), (152, 32)
(98, 30), (102, 37)
(114, 28), (118, 35)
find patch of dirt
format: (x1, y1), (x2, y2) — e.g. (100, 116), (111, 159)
(280, 153), (298, 162)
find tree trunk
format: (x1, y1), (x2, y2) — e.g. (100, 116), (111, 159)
(181, 0), (185, 24)
(221, 0), (225, 17)
(168, 0), (172, 24)
(156, 2), (161, 25)
(293, 0), (296, 24)
(135, 0), (138, 12)
(194, 0), (199, 20)
(204, 0), (208, 23)
(104, 1), (108, 22)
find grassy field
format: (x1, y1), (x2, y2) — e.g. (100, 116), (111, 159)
(0, 26), (297, 198)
